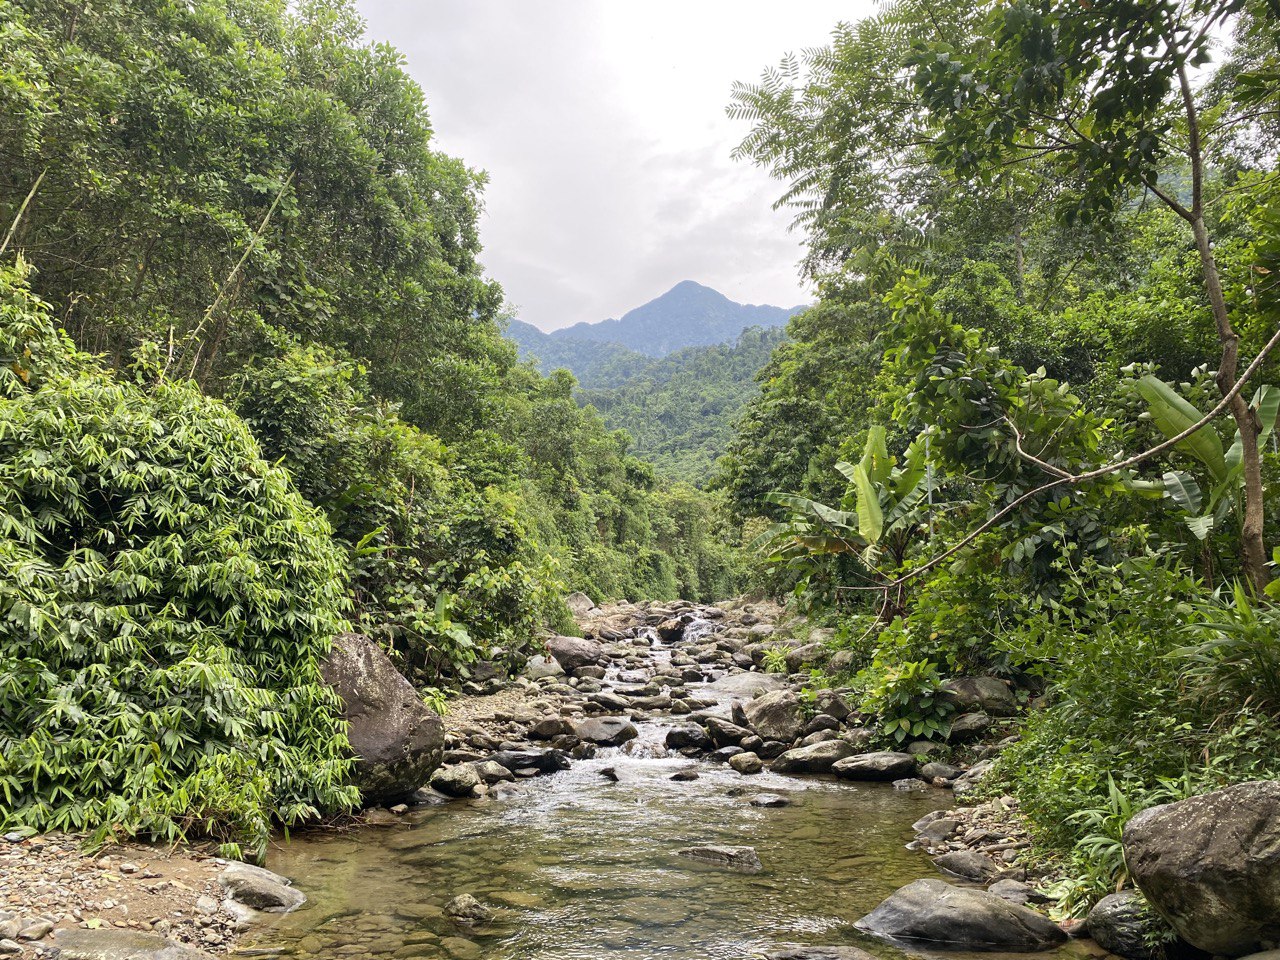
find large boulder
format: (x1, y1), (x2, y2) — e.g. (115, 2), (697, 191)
(856, 879), (1066, 951)
(546, 634), (604, 672)
(743, 690), (805, 742)
(320, 632), (444, 803)
(1124, 780), (1280, 956)
(564, 592), (596, 617)
(771, 740), (855, 774)
(1087, 891), (1160, 960)
(831, 752), (916, 782)
(941, 677), (1018, 716)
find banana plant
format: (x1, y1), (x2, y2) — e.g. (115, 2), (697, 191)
(755, 426), (933, 575)
(1133, 375), (1280, 544)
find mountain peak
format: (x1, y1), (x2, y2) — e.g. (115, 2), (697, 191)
(540, 283), (803, 358)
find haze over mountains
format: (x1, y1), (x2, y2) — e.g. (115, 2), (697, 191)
(503, 281), (806, 483)
(506, 280), (805, 387)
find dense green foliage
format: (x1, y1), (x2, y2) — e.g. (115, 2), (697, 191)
(0, 265), (357, 859)
(726, 0), (1280, 916)
(581, 326), (786, 483)
(0, 0), (745, 850)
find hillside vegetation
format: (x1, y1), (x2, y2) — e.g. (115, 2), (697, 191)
(0, 0), (744, 854)
(719, 0), (1280, 917)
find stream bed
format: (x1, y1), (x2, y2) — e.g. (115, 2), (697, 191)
(245, 616), (1093, 960)
(248, 737), (1089, 960)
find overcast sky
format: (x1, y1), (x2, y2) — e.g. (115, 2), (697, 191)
(352, 1), (870, 331)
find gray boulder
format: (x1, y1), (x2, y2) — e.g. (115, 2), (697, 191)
(766, 948), (876, 960)
(524, 655), (565, 680)
(488, 749), (571, 774)
(320, 632), (444, 804)
(444, 893), (493, 926)
(677, 844), (762, 872)
(771, 740), (855, 774)
(941, 677), (1018, 716)
(831, 752), (916, 782)
(1087, 891), (1159, 960)
(952, 759), (994, 798)
(574, 717), (638, 746)
(947, 713), (992, 743)
(705, 716), (753, 748)
(430, 763), (481, 797)
(665, 724), (712, 751)
(729, 752), (764, 774)
(546, 634), (604, 672)
(934, 850), (1001, 882)
(219, 863), (305, 913)
(856, 878), (1066, 950)
(565, 592), (596, 617)
(744, 690), (805, 742)
(1124, 780), (1280, 955)
(50, 929), (214, 960)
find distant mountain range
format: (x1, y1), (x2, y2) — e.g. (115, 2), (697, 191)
(507, 281), (805, 386)
(504, 280), (807, 483)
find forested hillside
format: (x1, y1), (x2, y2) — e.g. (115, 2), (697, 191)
(0, 0), (744, 854)
(581, 326), (787, 482)
(716, 0), (1280, 920)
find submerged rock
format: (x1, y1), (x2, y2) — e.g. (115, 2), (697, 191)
(856, 878), (1066, 951)
(676, 844), (762, 872)
(51, 929), (215, 959)
(1124, 780), (1280, 955)
(444, 893), (493, 926)
(320, 631), (444, 804)
(765, 948), (876, 960)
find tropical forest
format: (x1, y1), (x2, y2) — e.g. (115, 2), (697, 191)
(1, 1), (1278, 959)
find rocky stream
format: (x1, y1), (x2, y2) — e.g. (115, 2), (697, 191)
(7, 598), (1279, 960)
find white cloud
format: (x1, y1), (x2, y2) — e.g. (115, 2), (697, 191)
(353, 0), (870, 329)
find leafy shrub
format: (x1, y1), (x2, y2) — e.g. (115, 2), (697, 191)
(0, 266), (357, 858)
(858, 648), (954, 744)
(233, 340), (561, 681)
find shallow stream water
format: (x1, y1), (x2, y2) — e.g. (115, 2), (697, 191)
(246, 629), (1092, 960)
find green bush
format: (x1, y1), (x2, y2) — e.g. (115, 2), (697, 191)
(232, 340), (562, 680)
(0, 266), (357, 858)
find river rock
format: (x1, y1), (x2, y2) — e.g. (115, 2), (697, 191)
(565, 592), (596, 617)
(528, 716), (574, 740)
(988, 879), (1036, 906)
(1086, 891), (1159, 959)
(750, 793), (791, 807)
(488, 749), (571, 774)
(50, 929), (215, 959)
(320, 631), (445, 804)
(920, 761), (963, 781)
(1123, 780), (1280, 955)
(934, 849), (1001, 882)
(705, 716), (753, 748)
(524, 655), (565, 680)
(941, 677), (1018, 716)
(431, 764), (481, 797)
(784, 642), (827, 673)
(831, 752), (916, 782)
(729, 751), (764, 774)
(947, 712), (992, 742)
(546, 635), (604, 672)
(444, 893), (493, 926)
(766, 948), (876, 960)
(856, 878), (1066, 950)
(219, 862), (305, 913)
(743, 690), (805, 742)
(814, 689), (851, 721)
(473, 760), (516, 784)
(771, 740), (855, 774)
(665, 724), (712, 751)
(951, 759), (994, 798)
(574, 717), (638, 746)
(677, 844), (762, 872)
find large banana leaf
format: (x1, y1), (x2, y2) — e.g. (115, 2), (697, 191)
(1135, 375), (1226, 482)
(1161, 470), (1203, 515)
(852, 463), (884, 544)
(859, 425), (892, 489)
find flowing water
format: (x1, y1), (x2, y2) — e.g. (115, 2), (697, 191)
(245, 627), (1094, 960)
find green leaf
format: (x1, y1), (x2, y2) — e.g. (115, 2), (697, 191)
(1134, 375), (1226, 482)
(1161, 470), (1202, 515)
(852, 464), (884, 545)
